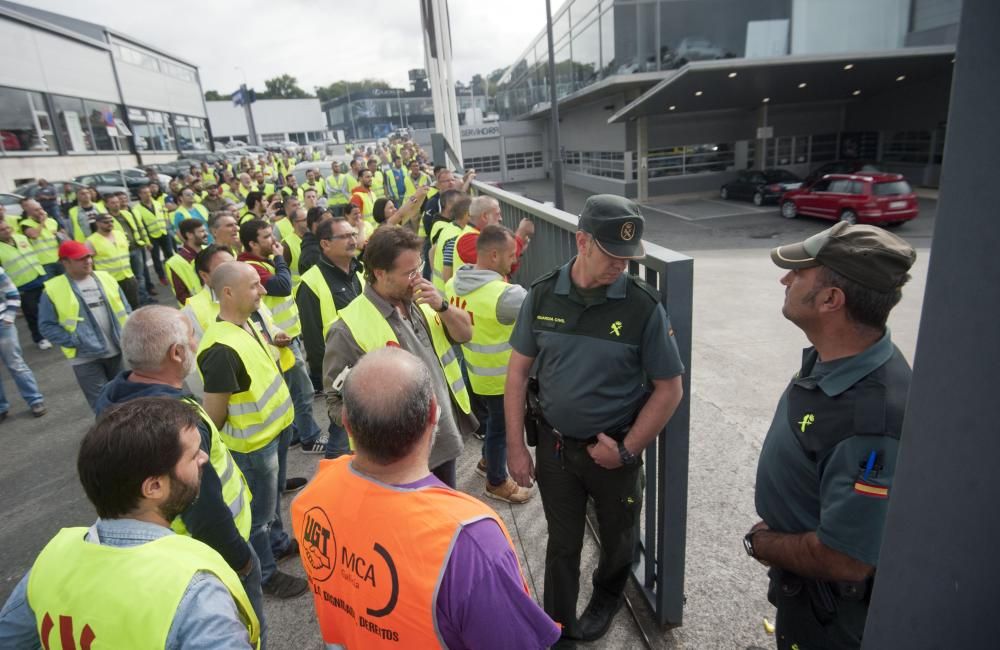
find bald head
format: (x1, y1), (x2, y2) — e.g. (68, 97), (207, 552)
(210, 260), (249, 296)
(342, 347), (434, 465)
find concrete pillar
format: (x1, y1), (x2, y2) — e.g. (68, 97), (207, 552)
(755, 103), (769, 169)
(863, 0), (1000, 646)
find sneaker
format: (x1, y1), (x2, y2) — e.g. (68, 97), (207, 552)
(300, 440), (326, 454)
(473, 429), (485, 441)
(485, 478), (533, 505)
(284, 477), (308, 493)
(475, 458), (487, 478)
(275, 538), (300, 562)
(37, 339), (52, 350)
(261, 570), (308, 599)
(30, 402), (47, 417)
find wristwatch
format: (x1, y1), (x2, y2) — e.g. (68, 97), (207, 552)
(617, 441), (638, 466)
(434, 301), (449, 313)
(743, 530), (759, 558)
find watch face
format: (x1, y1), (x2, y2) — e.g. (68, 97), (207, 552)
(743, 535), (754, 557)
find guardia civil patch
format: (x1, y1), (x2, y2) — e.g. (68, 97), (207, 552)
(853, 479), (889, 499)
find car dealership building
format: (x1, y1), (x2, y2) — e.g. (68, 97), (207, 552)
(0, 1), (211, 190)
(493, 0), (961, 199)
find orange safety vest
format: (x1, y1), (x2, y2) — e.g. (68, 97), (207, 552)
(291, 456), (526, 648)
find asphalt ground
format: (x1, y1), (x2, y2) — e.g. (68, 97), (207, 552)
(0, 184), (933, 648)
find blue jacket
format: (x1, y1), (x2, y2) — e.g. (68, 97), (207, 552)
(37, 276), (131, 359)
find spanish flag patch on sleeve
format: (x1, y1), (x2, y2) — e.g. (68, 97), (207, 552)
(853, 479), (889, 499)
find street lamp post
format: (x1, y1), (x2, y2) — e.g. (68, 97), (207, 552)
(545, 0), (565, 210)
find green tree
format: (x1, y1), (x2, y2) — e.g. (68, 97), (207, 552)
(314, 79), (392, 103)
(204, 89), (223, 101)
(258, 74), (313, 99)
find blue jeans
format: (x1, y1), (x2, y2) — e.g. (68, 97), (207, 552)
(269, 424), (294, 558)
(324, 420), (351, 459)
(231, 435), (280, 584)
(480, 394), (508, 485)
(71, 355), (122, 413)
(284, 339), (321, 446)
(241, 545), (267, 650)
(0, 323), (43, 411)
(128, 248), (151, 303)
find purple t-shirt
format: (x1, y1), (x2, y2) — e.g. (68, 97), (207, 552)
(396, 474), (561, 650)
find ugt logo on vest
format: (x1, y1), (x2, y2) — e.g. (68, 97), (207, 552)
(41, 613), (95, 650)
(302, 507), (336, 581)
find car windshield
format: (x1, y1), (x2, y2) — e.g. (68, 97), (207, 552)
(873, 181), (912, 196)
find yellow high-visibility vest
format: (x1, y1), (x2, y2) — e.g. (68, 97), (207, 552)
(173, 398), (252, 541)
(295, 264), (365, 338)
(164, 254), (201, 306)
(0, 234), (45, 287)
(42, 271), (128, 359)
(27, 527), (260, 649)
(445, 276), (514, 395)
(87, 231), (132, 281)
(244, 258), (302, 337)
(19, 218), (59, 266)
(430, 220), (463, 292)
(196, 319), (293, 453)
(338, 293), (470, 413)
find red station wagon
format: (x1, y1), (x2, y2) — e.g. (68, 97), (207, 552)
(779, 173), (919, 225)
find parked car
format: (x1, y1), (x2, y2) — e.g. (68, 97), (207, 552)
(779, 173), (918, 225)
(720, 169), (802, 206)
(803, 160), (880, 187)
(15, 180), (127, 203)
(181, 151), (228, 165)
(123, 167), (171, 189)
(0, 192), (24, 217)
(75, 172), (150, 198)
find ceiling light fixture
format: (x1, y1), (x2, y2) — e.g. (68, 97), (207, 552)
(798, 82), (807, 89)
(852, 89), (861, 96)
(762, 97), (770, 103)
(896, 75), (906, 82)
(843, 63), (854, 70)
(695, 90), (703, 96)
(728, 72), (738, 78)
(669, 105), (676, 111)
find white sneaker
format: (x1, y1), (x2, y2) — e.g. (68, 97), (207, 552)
(37, 339), (52, 350)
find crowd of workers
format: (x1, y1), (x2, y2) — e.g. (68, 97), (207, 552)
(0, 131), (917, 650)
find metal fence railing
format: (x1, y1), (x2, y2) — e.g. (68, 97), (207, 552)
(470, 179), (693, 628)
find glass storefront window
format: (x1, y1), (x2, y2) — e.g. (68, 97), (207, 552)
(573, 17), (601, 89)
(52, 95), (93, 153)
(83, 100), (128, 152)
(600, 8), (615, 77)
(0, 87), (54, 154)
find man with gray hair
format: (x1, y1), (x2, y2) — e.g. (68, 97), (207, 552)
(292, 347), (560, 649)
(454, 195), (535, 270)
(94, 305), (266, 637)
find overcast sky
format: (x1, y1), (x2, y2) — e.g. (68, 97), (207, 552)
(28, 0), (549, 93)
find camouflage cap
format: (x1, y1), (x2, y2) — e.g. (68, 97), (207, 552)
(771, 222), (916, 291)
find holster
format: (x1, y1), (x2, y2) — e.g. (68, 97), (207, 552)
(768, 568), (872, 626)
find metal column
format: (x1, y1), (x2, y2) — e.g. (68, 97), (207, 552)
(637, 116), (649, 202)
(863, 0), (1000, 646)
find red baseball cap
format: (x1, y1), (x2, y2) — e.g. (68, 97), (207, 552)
(58, 241), (92, 260)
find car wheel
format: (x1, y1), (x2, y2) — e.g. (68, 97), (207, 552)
(780, 201), (797, 219)
(839, 210), (858, 225)
(720, 187), (729, 200)
(753, 191), (763, 206)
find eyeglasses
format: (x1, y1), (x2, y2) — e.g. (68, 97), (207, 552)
(326, 231), (358, 241)
(404, 261), (425, 281)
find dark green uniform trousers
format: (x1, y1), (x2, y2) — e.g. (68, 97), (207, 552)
(769, 569), (870, 649)
(535, 425), (643, 636)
